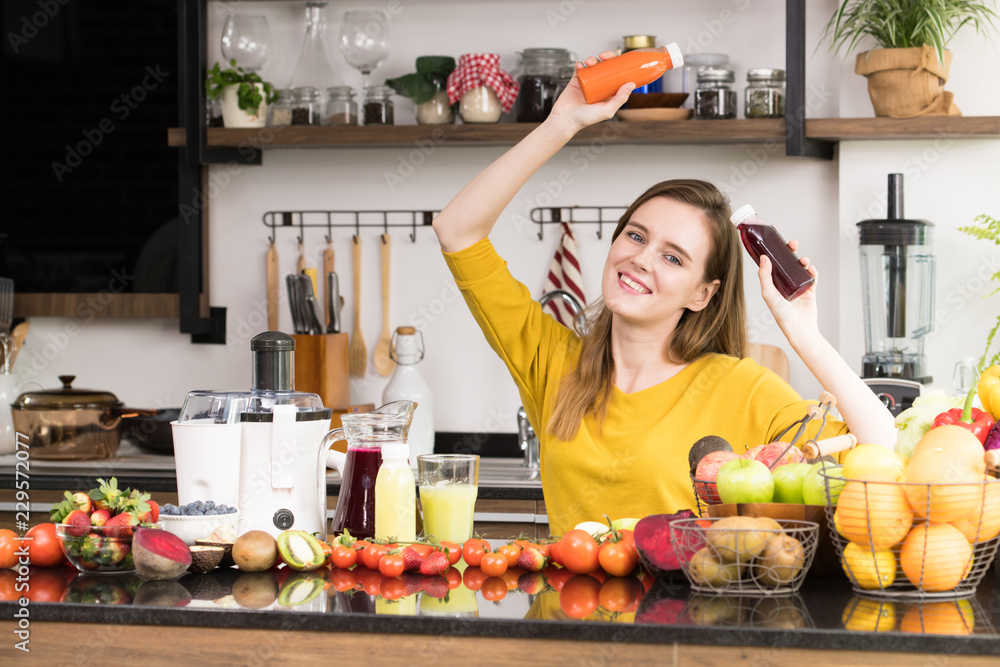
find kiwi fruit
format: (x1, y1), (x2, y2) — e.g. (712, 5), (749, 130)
(232, 531), (278, 572)
(687, 547), (744, 588)
(755, 534), (806, 587)
(232, 571), (279, 609)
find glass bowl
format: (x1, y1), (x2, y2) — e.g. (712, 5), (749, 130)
(56, 523), (139, 574)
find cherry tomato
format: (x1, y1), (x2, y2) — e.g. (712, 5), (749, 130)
(445, 567), (462, 589)
(379, 577), (407, 600)
(410, 543), (435, 558)
(598, 541), (639, 577)
(480, 552), (508, 578)
(353, 539), (372, 551)
(319, 541), (334, 567)
(501, 567), (523, 591)
(497, 544), (522, 567)
(26, 524), (65, 568)
(543, 565), (573, 592)
(360, 568), (384, 595)
(378, 553), (405, 578)
(463, 566), (486, 591)
(462, 539), (489, 567)
(598, 576), (643, 613)
(330, 568), (359, 592)
(0, 569), (18, 601)
(559, 574), (601, 619)
(533, 542), (551, 559)
(560, 530), (599, 574)
(360, 544), (388, 570)
(0, 529), (18, 569)
(332, 545), (358, 569)
(588, 569), (608, 584)
(480, 577), (507, 602)
(548, 538), (563, 567)
(24, 567), (67, 602)
(440, 541), (462, 566)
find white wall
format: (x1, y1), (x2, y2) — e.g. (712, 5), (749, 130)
(13, 1), (1000, 435)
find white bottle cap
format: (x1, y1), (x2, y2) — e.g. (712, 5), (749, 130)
(730, 204), (756, 225)
(665, 42), (684, 70)
(381, 443), (410, 460)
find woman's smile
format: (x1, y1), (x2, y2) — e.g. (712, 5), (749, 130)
(619, 271), (650, 294)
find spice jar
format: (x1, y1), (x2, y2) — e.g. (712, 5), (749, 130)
(415, 71), (454, 125)
(513, 48), (573, 123)
(745, 68), (785, 119)
(694, 67), (736, 119)
(447, 54), (520, 124)
(363, 85), (394, 125)
(326, 85), (358, 126)
(290, 86), (324, 125)
(267, 88), (293, 127)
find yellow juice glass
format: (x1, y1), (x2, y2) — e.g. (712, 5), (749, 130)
(417, 454), (479, 544)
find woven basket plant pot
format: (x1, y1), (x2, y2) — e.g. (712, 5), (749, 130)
(854, 45), (961, 118)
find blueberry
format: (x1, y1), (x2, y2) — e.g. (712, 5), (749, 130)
(229, 507), (237, 514)
(204, 501), (215, 510)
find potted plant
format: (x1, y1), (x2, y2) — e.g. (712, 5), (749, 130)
(822, 0), (999, 118)
(206, 59), (277, 128)
(386, 56), (457, 125)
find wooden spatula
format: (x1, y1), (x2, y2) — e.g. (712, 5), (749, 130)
(373, 234), (395, 376)
(266, 240), (279, 331)
(348, 236), (367, 377)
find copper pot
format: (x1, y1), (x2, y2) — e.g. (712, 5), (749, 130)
(11, 375), (151, 460)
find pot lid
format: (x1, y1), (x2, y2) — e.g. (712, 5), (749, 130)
(13, 375), (122, 410)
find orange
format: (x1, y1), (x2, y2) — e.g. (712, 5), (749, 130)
(899, 600), (975, 635)
(904, 426), (987, 523)
(834, 481), (913, 549)
(842, 444), (906, 482)
(899, 523), (973, 592)
(950, 476), (1000, 543)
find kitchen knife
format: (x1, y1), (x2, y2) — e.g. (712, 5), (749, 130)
(298, 274), (324, 334)
(327, 272), (341, 333)
(323, 240), (335, 330)
(286, 274), (303, 333)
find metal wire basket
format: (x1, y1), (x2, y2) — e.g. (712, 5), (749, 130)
(840, 595), (994, 635)
(684, 593), (814, 628)
(670, 517), (820, 596)
(821, 468), (1000, 599)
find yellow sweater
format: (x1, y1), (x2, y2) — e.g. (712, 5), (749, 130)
(443, 238), (847, 537)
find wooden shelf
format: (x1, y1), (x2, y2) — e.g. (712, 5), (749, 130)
(14, 294), (180, 319)
(167, 117), (1000, 150)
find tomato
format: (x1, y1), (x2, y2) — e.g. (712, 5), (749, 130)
(559, 574), (601, 619)
(410, 543), (435, 558)
(543, 565), (573, 592)
(497, 544), (522, 567)
(332, 545), (358, 569)
(319, 541), (334, 567)
(353, 539), (372, 551)
(445, 567), (462, 589)
(463, 566), (486, 591)
(462, 538), (489, 567)
(534, 542), (551, 559)
(0, 529), (18, 569)
(360, 544), (388, 570)
(480, 552), (508, 578)
(638, 570), (655, 593)
(0, 569), (18, 601)
(560, 530), (600, 574)
(548, 538), (563, 566)
(598, 576), (643, 613)
(330, 568), (359, 592)
(24, 567), (67, 603)
(480, 577), (507, 602)
(26, 524), (65, 568)
(598, 541), (639, 577)
(500, 567), (523, 591)
(359, 568), (384, 595)
(440, 541), (462, 566)
(379, 577), (407, 600)
(378, 553), (405, 578)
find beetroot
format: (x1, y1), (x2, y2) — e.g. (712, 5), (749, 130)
(132, 527), (192, 581)
(985, 421), (1000, 452)
(634, 510), (698, 578)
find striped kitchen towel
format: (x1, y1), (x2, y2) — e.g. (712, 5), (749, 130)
(542, 222), (586, 328)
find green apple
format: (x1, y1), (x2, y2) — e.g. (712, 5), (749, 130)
(771, 463), (812, 504)
(716, 459), (774, 504)
(610, 517), (640, 532)
(802, 462), (846, 506)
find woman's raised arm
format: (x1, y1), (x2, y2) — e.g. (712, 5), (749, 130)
(432, 52), (633, 253)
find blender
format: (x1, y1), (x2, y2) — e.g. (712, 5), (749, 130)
(858, 173), (935, 415)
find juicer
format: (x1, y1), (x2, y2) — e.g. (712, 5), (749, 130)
(858, 173), (935, 414)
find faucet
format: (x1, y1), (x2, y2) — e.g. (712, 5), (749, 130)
(538, 289), (586, 331)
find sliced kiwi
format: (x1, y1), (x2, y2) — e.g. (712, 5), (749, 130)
(276, 573), (325, 607)
(275, 531), (326, 571)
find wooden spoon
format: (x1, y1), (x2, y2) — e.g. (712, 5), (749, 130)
(348, 237), (367, 377)
(265, 240), (279, 331)
(373, 234), (395, 376)
(7, 321), (28, 370)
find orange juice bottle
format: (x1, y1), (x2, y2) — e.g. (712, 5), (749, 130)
(577, 44), (683, 104)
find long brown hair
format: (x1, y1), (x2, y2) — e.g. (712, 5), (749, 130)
(547, 179), (747, 441)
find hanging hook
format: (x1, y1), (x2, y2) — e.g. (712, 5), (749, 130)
(596, 219), (603, 240)
(382, 211), (389, 239)
(325, 212), (332, 244)
(296, 212), (304, 245)
(410, 212), (418, 243)
(353, 211), (360, 241)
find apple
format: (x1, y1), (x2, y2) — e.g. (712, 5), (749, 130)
(716, 459), (775, 504)
(694, 451), (744, 504)
(771, 462), (812, 504)
(610, 517), (640, 532)
(747, 442), (806, 470)
(802, 462), (846, 506)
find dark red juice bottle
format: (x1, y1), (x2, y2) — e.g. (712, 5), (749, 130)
(329, 446), (383, 540)
(730, 205), (815, 301)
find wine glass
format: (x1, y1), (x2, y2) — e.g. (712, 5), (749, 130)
(337, 10), (390, 92)
(221, 14), (272, 72)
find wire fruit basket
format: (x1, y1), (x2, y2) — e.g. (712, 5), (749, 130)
(821, 467), (1000, 599)
(683, 593), (814, 628)
(670, 517), (820, 596)
(840, 595), (994, 635)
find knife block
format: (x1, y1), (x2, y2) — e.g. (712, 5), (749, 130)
(292, 333), (350, 410)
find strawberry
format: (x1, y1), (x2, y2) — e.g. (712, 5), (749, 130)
(399, 572), (424, 597)
(517, 571), (546, 595)
(71, 492), (93, 514)
(516, 547), (546, 573)
(103, 512), (137, 538)
(401, 547), (426, 572)
(419, 550), (450, 577)
(64, 509), (92, 537)
(142, 500), (160, 524)
(50, 490), (92, 523)
(89, 478), (125, 512)
(90, 509), (111, 527)
(420, 575), (450, 599)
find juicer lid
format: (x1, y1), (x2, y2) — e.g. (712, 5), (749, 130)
(857, 219), (933, 246)
(241, 389), (330, 421)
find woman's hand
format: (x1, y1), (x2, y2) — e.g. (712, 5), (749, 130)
(548, 51), (634, 133)
(758, 240), (819, 345)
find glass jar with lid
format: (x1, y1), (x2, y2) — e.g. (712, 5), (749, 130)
(267, 88), (293, 127)
(513, 48), (573, 123)
(415, 71), (454, 125)
(363, 85), (394, 125)
(460, 86), (502, 124)
(290, 86), (325, 125)
(745, 68), (785, 119)
(326, 85), (358, 126)
(694, 67), (737, 119)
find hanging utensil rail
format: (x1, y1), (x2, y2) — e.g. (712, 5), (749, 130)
(530, 206), (628, 240)
(263, 210), (439, 243)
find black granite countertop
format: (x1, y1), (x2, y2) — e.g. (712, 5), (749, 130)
(3, 562), (999, 655)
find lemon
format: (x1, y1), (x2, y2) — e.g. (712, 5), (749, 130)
(842, 597), (897, 632)
(842, 443), (906, 482)
(841, 542), (897, 589)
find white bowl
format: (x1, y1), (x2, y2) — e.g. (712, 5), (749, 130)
(158, 511), (241, 546)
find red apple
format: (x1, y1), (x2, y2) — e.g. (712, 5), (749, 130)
(747, 442), (805, 470)
(693, 451), (744, 504)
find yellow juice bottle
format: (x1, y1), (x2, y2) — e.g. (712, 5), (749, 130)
(374, 443), (416, 543)
(419, 483), (478, 544)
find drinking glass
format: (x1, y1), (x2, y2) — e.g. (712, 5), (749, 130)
(221, 14), (272, 72)
(417, 454), (479, 544)
(337, 9), (390, 92)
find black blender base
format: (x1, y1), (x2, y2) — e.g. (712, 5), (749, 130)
(863, 378), (925, 417)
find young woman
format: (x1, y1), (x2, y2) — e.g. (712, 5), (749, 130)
(432, 52), (896, 536)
